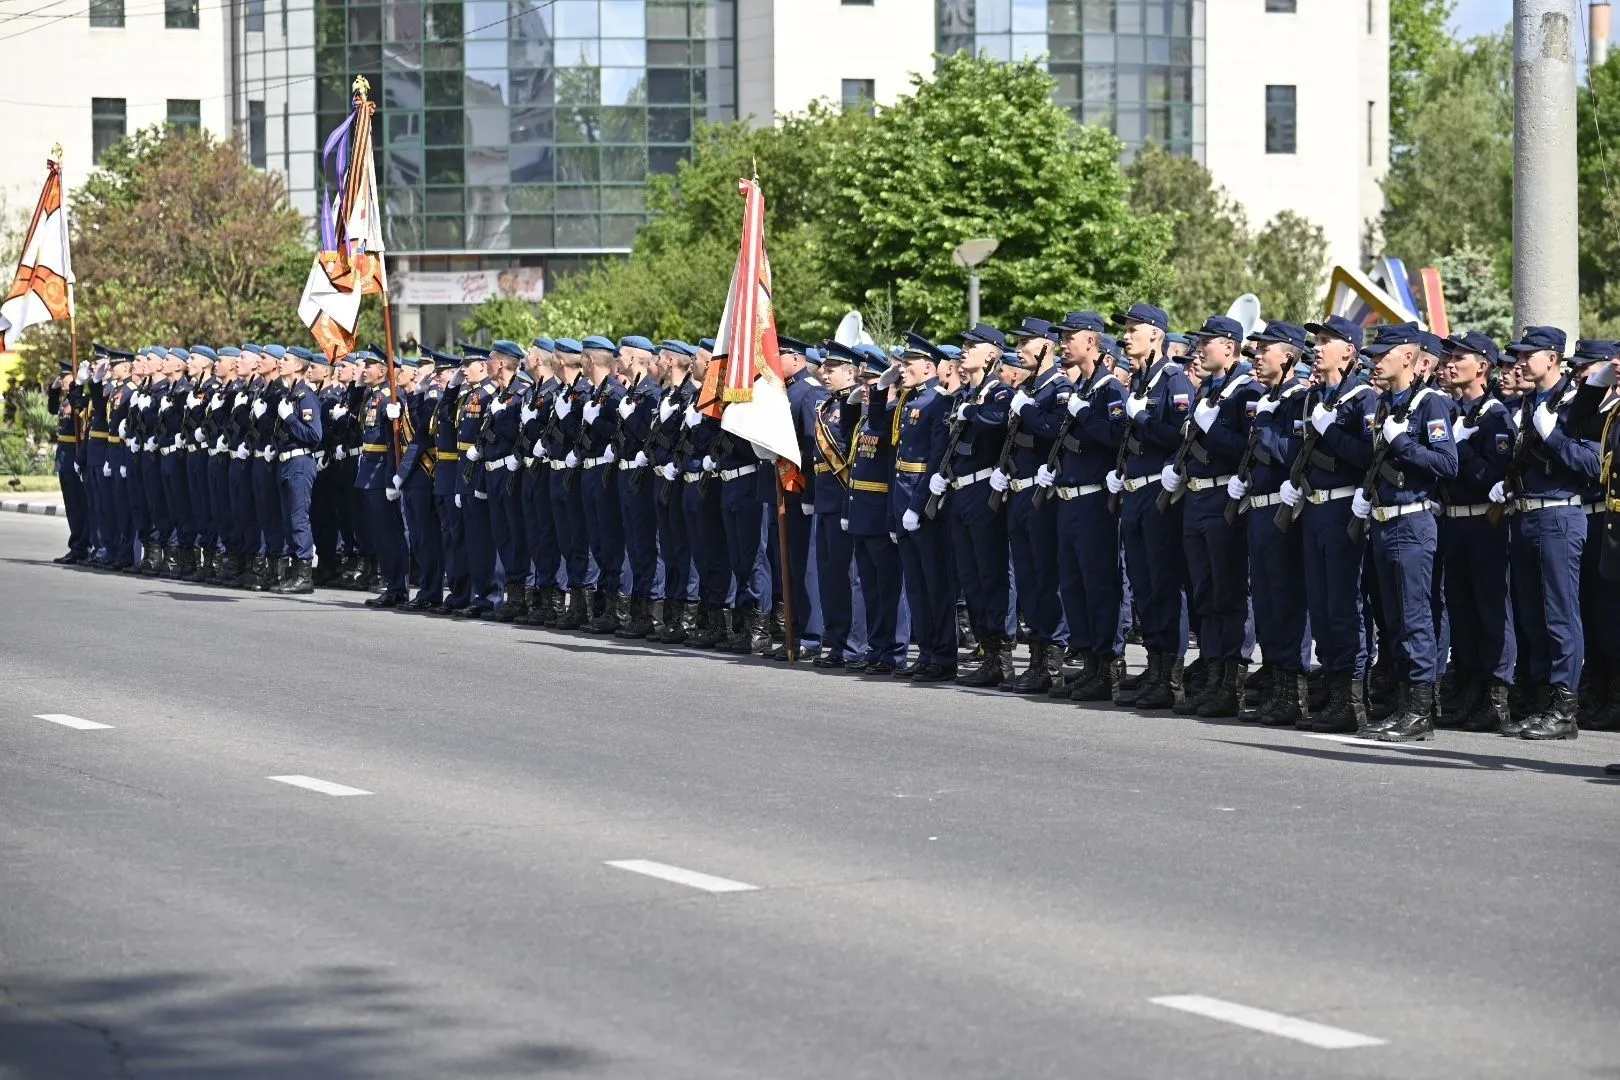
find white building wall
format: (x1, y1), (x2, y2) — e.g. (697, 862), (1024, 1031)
(0, 2), (230, 210)
(1204, 0), (1388, 279)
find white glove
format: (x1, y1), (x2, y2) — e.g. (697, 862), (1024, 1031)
(1010, 388), (1033, 415)
(1254, 396), (1279, 416)
(1124, 395), (1148, 420)
(989, 468), (1010, 492)
(660, 462), (677, 481)
(215, 436), (228, 453)
(1489, 480), (1507, 504)
(1351, 490), (1373, 520)
(502, 454), (518, 471)
(618, 397), (636, 419)
(1160, 463), (1183, 493)
(1532, 401), (1557, 439)
(602, 444), (616, 464)
(474, 489), (487, 501)
(702, 455), (717, 472)
(334, 445), (347, 460)
(902, 508), (921, 531)
(172, 434), (185, 450)
(683, 406), (702, 428)
(801, 502), (814, 517)
(1280, 479), (1303, 507)
(659, 397), (677, 422)
(1380, 414), (1406, 444)
(465, 445), (481, 462)
(144, 437), (156, 452)
(76, 361), (90, 382)
(1035, 464), (1056, 488)
(889, 531), (899, 544)
(1226, 475), (1248, 500)
(235, 444), (249, 460)
(1066, 394), (1090, 417)
(186, 393), (200, 409)
(1105, 470), (1125, 494)
(839, 517), (850, 532)
(391, 474), (403, 490)
(582, 402), (601, 424)
(1309, 403), (1335, 435)
(952, 401), (969, 422)
(315, 451), (327, 469)
(209, 397), (224, 411)
(632, 451), (649, 468)
(520, 404), (537, 424)
(385, 402), (401, 420)
(102, 461), (112, 477)
(1193, 399), (1220, 433)
(488, 397), (507, 414)
(117, 420), (128, 439)
(252, 400), (267, 418)
(93, 361), (108, 382)
(554, 395), (572, 420)
(194, 427), (205, 443)
(118, 465), (127, 478)
(928, 473), (949, 496)
(73, 463), (81, 477)
(564, 451), (579, 468)
(385, 485), (401, 502)
(455, 493), (463, 508)
(1587, 361), (1620, 388)
(533, 438), (546, 457)
(331, 404), (348, 419)
(1453, 416), (1476, 442)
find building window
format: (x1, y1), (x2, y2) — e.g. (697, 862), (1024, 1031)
(245, 0), (263, 30)
(92, 98), (126, 163)
(842, 78), (875, 114)
(167, 99), (202, 133)
(1264, 0), (1296, 11)
(1265, 85), (1296, 154)
(88, 0), (123, 28)
(164, 0), (197, 27)
(248, 101), (267, 167)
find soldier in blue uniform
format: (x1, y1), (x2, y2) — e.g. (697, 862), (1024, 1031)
(649, 341), (699, 642)
(266, 345), (324, 594)
(105, 351), (139, 569)
(846, 349), (907, 674)
(516, 339), (561, 625)
(352, 350), (409, 606)
(546, 340), (595, 629)
(199, 348), (237, 584)
(1497, 326), (1601, 740)
(48, 358), (89, 564)
(425, 350), (469, 614)
(139, 350), (173, 575)
(892, 333), (956, 681)
(1108, 302), (1195, 709)
(1567, 346), (1620, 730)
(573, 336), (629, 633)
(452, 349), (500, 617)
(222, 348), (259, 587)
(759, 337), (827, 660)
(155, 348), (196, 579)
(709, 354), (774, 655)
(246, 345), (287, 590)
(395, 352), (443, 611)
(614, 335), (664, 638)
(679, 341), (734, 648)
(180, 347), (217, 581)
(479, 341), (528, 622)
(83, 348), (117, 566)
(805, 341), (866, 667)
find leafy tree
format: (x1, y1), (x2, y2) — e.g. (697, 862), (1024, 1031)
(1390, 0), (1460, 150)
(1578, 52), (1620, 332)
(1251, 211), (1328, 324)
(1126, 144), (1253, 327)
(1436, 240), (1512, 341)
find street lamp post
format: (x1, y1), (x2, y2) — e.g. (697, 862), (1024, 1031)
(953, 238), (1000, 325)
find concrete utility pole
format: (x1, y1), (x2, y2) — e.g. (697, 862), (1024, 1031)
(1513, 0), (1582, 338)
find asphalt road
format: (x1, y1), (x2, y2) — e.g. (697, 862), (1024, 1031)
(2, 510), (1617, 1079)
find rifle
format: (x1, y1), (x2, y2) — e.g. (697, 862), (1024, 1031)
(1487, 395), (1540, 526)
(1156, 376), (1220, 513)
(986, 382), (1022, 514)
(1346, 395), (1404, 544)
(1032, 379), (1092, 511)
(1108, 364), (1150, 514)
(1273, 384), (1324, 534)
(924, 389), (972, 518)
(627, 388), (671, 493)
(660, 387), (699, 507)
(561, 376), (610, 493)
(1224, 387), (1279, 526)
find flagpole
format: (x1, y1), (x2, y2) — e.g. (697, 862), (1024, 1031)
(52, 145), (78, 369)
(775, 468), (797, 662)
(350, 76), (403, 465)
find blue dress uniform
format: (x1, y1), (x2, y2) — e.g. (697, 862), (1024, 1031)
(518, 356), (562, 625)
(158, 360), (196, 573)
(225, 368), (260, 584)
(454, 363), (500, 616)
(650, 349), (698, 642)
(1357, 357), (1458, 741)
(430, 357), (470, 613)
(1567, 350), (1620, 730)
(891, 352), (956, 679)
(1503, 328), (1602, 737)
(766, 346), (828, 659)
(1113, 304), (1196, 708)
(334, 376), (369, 582)
(713, 382), (774, 655)
(1051, 342), (1130, 700)
(548, 354), (596, 629)
(614, 339), (664, 637)
(353, 362), (409, 604)
(140, 371), (172, 566)
(846, 368), (908, 673)
(48, 366), (90, 562)
(83, 353), (115, 564)
(806, 344), (867, 667)
(309, 372), (344, 583)
(1438, 334), (1517, 732)
(201, 356), (235, 581)
(399, 362), (443, 610)
(681, 386), (734, 646)
(271, 366), (324, 593)
(107, 373), (139, 568)
(482, 352), (529, 622)
(577, 363), (629, 634)
(947, 326), (1018, 686)
(182, 359), (215, 574)
(250, 349), (289, 583)
(1002, 321), (1073, 694)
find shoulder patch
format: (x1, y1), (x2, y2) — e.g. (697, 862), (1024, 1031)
(1364, 413), (1377, 432)
(1426, 417), (1448, 442)
(1172, 392), (1190, 410)
(1108, 400), (1125, 420)
(1245, 399), (1258, 416)
(1494, 432), (1510, 453)
(302, 409), (314, 422)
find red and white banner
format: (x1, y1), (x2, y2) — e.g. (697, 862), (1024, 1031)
(0, 158), (74, 351)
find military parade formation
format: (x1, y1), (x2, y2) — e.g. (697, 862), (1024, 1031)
(41, 306), (1620, 747)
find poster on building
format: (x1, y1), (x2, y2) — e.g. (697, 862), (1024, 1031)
(394, 267), (545, 306)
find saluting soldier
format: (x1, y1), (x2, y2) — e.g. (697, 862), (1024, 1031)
(845, 350), (908, 674)
(478, 341), (528, 623)
(547, 340), (595, 630)
(806, 341), (866, 668)
(891, 333), (956, 681)
(48, 356), (90, 565)
(201, 348), (238, 585)
(355, 350), (410, 607)
(428, 350), (470, 615)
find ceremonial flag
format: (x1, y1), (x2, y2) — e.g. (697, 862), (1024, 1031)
(0, 156), (74, 351)
(715, 178), (800, 468)
(299, 77), (386, 361)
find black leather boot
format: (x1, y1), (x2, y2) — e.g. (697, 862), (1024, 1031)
(1520, 685), (1579, 740)
(659, 599), (689, 644)
(958, 636), (1010, 687)
(1197, 660), (1243, 718)
(1439, 673), (1480, 729)
(1064, 653), (1101, 700)
(1004, 640), (1054, 695)
(1180, 656), (1210, 703)
(1308, 672), (1354, 733)
(1175, 658), (1221, 715)
(1135, 653), (1178, 710)
(1378, 682), (1436, 742)
(1118, 652), (1159, 706)
(687, 605), (724, 648)
(618, 595), (656, 639)
(1462, 677), (1511, 732)
(956, 607), (977, 654)
(1501, 685), (1548, 736)
(1584, 677), (1620, 731)
(1262, 672), (1310, 727)
(273, 558), (315, 595)
(1244, 663), (1274, 706)
(557, 587), (590, 630)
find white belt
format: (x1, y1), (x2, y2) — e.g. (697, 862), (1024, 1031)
(951, 468), (994, 490)
(206, 448), (223, 457)
(257, 448), (276, 461)
(582, 455), (612, 469)
(1055, 483), (1105, 500)
(721, 464), (757, 481)
(1444, 504), (1492, 518)
(618, 459), (645, 471)
(549, 459), (571, 471)
(159, 446), (183, 456)
(1515, 495), (1581, 511)
(1248, 491), (1285, 509)
(485, 459), (518, 472)
(1585, 501), (1605, 515)
(1123, 474), (1161, 493)
(683, 470), (703, 483)
(1307, 485), (1358, 505)
(1009, 477), (1038, 493)
(1371, 499), (1432, 523)
(277, 448), (311, 462)
(1187, 474), (1235, 492)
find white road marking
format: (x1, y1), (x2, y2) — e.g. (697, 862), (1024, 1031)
(1296, 732), (1441, 751)
(605, 859), (759, 893)
(1150, 995), (1387, 1050)
(32, 713), (112, 730)
(267, 775), (373, 797)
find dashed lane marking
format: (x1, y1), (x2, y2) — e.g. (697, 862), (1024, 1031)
(267, 775), (373, 797)
(32, 713), (112, 730)
(604, 859), (760, 893)
(1150, 995), (1387, 1050)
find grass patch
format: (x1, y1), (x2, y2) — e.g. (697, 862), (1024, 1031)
(3, 474), (61, 493)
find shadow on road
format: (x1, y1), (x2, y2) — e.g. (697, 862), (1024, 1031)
(1232, 739), (1618, 782)
(0, 966), (605, 1078)
(139, 590), (238, 603)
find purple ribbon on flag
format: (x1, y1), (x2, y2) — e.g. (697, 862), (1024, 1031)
(319, 110), (358, 251)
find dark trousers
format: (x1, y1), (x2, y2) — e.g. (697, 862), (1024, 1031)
(1058, 491), (1126, 657)
(780, 502), (821, 649)
(110, 453), (135, 564)
(853, 531), (905, 664)
(619, 466), (660, 597)
(949, 481), (1013, 640)
(898, 520), (955, 665)
(85, 444), (107, 556)
(1247, 506), (1311, 674)
(550, 468), (592, 590)
(251, 457), (283, 559)
(1511, 505), (1586, 689)
(1441, 515), (1516, 683)
(229, 458), (256, 557)
(581, 464), (626, 595)
(1008, 487), (1065, 644)
(160, 453), (191, 548)
(278, 455), (317, 561)
(463, 488), (496, 609)
(655, 476), (693, 601)
(439, 493), (469, 606)
(1371, 509), (1440, 685)
(816, 512), (864, 659)
(522, 467), (560, 591)
(311, 463), (339, 567)
(1302, 496), (1367, 677)
(56, 446), (89, 556)
(684, 480), (730, 605)
(1581, 510), (1620, 677)
(487, 468), (523, 592)
(404, 484), (442, 600)
(361, 487), (408, 592)
(1182, 488), (1248, 661)
(142, 454), (167, 546)
(1121, 485), (1186, 655)
(185, 451), (210, 549)
(721, 488), (771, 614)
(206, 454), (231, 554)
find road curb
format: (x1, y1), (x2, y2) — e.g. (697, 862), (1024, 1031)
(0, 500), (64, 517)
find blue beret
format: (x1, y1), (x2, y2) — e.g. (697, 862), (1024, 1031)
(490, 339), (525, 361)
(166, 347), (189, 360)
(285, 345), (316, 362)
(1056, 311), (1106, 335)
(581, 335), (618, 354)
(1363, 322), (1424, 357)
(554, 337), (583, 355)
(1304, 314), (1364, 349)
(532, 337), (555, 352)
(1443, 331), (1501, 365)
(241, 343), (262, 355)
(659, 339), (696, 357)
(698, 338), (716, 352)
(1100, 333), (1122, 361)
(1193, 316), (1244, 343)
(218, 346), (242, 358)
(262, 344), (287, 360)
(189, 345), (218, 361)
(998, 349), (1024, 368)
(619, 335), (655, 352)
(1114, 302), (1170, 332)
(1506, 325), (1566, 356)
(935, 343), (961, 361)
(1249, 321), (1308, 350)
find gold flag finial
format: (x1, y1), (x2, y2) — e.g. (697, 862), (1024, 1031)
(352, 74), (371, 100)
(50, 142), (63, 161)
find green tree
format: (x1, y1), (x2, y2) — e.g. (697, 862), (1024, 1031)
(1125, 144), (1254, 327)
(1390, 0), (1460, 149)
(1578, 51), (1620, 332)
(1435, 240), (1512, 341)
(1251, 210), (1329, 324)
